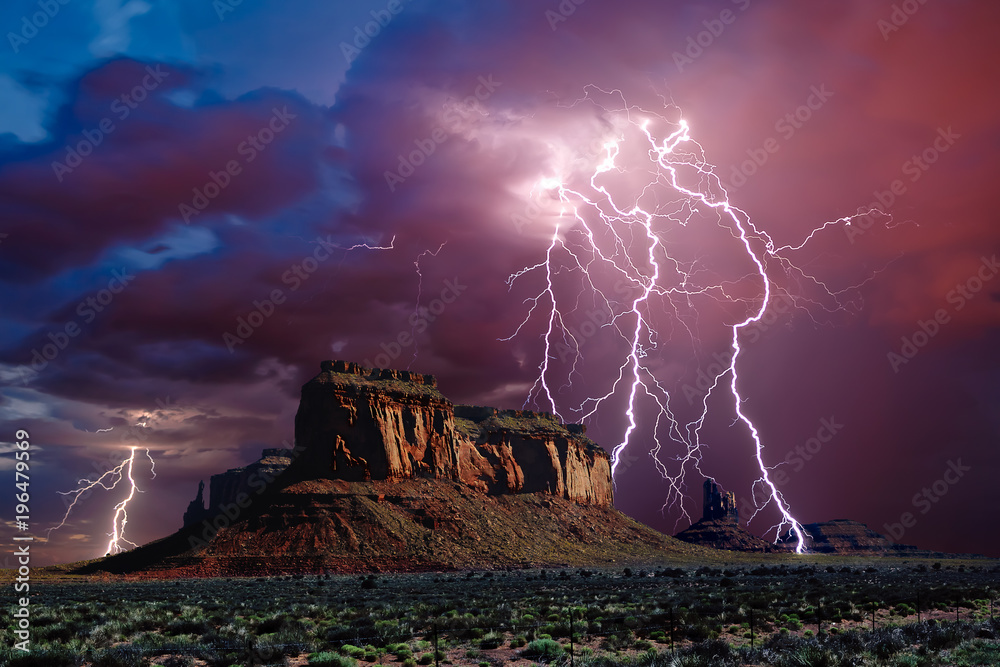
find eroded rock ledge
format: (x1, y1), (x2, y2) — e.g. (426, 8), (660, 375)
(186, 360), (613, 524)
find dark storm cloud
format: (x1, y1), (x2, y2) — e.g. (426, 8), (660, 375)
(1, 0), (998, 563)
(0, 57), (328, 283)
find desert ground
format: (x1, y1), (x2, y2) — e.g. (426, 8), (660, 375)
(4, 556), (1000, 667)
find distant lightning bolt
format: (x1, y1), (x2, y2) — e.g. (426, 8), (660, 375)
(410, 242), (449, 367)
(505, 88), (886, 554)
(48, 447), (157, 555)
(338, 235), (397, 251)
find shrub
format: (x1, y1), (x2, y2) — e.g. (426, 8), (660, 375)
(5, 647), (79, 667)
(90, 644), (145, 667)
(521, 638), (564, 661)
(309, 652), (358, 667)
(162, 657), (194, 667)
(374, 619), (410, 644)
(340, 645), (366, 659)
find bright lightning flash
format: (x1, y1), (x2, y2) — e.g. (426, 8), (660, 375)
(506, 89), (886, 554)
(49, 446), (157, 555)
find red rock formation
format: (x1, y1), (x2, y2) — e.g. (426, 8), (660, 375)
(280, 361), (613, 507)
(283, 360), (460, 483)
(673, 478), (778, 552)
(702, 478), (738, 522)
(455, 407), (613, 506)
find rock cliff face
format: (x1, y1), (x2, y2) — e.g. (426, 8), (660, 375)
(283, 361), (460, 483)
(272, 360), (613, 506)
(184, 448), (293, 528)
(455, 407), (613, 506)
(702, 479), (738, 523)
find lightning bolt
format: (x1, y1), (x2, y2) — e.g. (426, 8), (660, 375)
(410, 241), (449, 368)
(505, 88), (887, 554)
(48, 447), (157, 555)
(341, 236), (397, 251)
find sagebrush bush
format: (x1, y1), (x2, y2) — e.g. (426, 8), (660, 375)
(522, 638), (564, 661)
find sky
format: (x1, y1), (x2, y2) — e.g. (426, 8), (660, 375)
(1, 0), (998, 566)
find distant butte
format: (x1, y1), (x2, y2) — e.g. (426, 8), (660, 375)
(673, 479), (781, 553)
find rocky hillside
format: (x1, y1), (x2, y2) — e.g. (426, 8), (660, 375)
(674, 518), (781, 553)
(79, 478), (712, 577)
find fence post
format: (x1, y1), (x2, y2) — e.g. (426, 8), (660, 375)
(433, 621), (439, 667)
(749, 608), (754, 649)
(871, 602), (876, 631)
(916, 591), (920, 623)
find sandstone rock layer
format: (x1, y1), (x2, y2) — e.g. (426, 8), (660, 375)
(281, 360), (613, 506)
